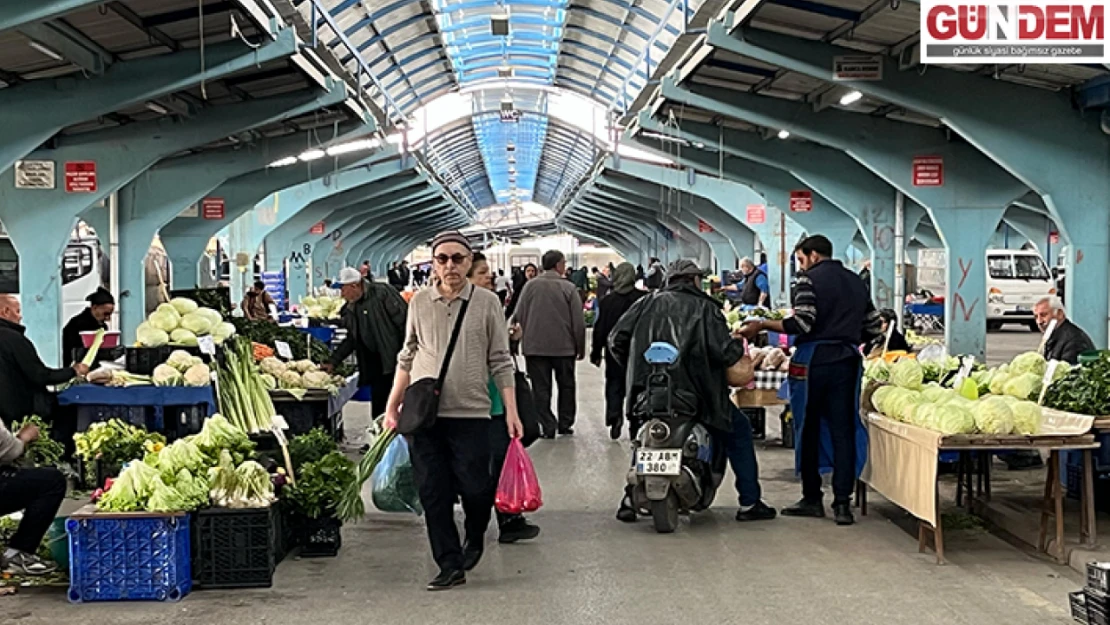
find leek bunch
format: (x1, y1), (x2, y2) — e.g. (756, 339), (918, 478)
(216, 337), (276, 434)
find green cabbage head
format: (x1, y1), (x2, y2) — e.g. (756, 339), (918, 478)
(1011, 351), (1047, 377)
(933, 405), (976, 435)
(1011, 401), (1043, 436)
(890, 358), (924, 390)
(972, 396), (1015, 435)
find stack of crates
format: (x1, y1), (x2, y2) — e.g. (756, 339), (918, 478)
(1075, 562), (1110, 623)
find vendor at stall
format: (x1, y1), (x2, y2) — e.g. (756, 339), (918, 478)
(723, 258), (769, 306)
(1035, 296), (1095, 364)
(0, 417), (66, 576)
(738, 235), (881, 526)
(61, 287), (115, 363)
(866, 309), (910, 356)
(241, 281), (277, 322)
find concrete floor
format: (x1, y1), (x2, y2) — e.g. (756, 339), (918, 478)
(4, 331), (1079, 625)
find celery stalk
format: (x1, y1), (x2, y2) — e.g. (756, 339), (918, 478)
(81, 329), (105, 367)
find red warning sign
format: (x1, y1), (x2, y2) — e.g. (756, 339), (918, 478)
(746, 204), (766, 225)
(912, 156), (944, 187)
(1049, 231), (1060, 245)
(310, 221), (326, 235)
(697, 219), (713, 233)
(201, 198), (226, 220)
(789, 190), (813, 212)
(64, 161), (97, 193)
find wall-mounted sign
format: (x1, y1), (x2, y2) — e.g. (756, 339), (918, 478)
(1049, 231), (1060, 245)
(64, 161), (97, 193)
(789, 190), (813, 212)
(201, 197), (226, 220)
(746, 204), (766, 225)
(310, 221), (326, 235)
(912, 156), (944, 187)
(833, 55), (883, 80)
(697, 219), (713, 233)
(14, 160), (55, 189)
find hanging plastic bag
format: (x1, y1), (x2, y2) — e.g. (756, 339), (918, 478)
(371, 436), (423, 515)
(495, 439), (543, 514)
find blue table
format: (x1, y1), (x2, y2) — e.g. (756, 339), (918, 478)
(59, 385), (217, 433)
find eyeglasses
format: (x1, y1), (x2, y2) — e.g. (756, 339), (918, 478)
(434, 253), (470, 266)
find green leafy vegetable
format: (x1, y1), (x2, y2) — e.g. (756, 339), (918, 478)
(11, 416), (64, 468)
(285, 451), (355, 519)
(1044, 353), (1110, 416)
(288, 427), (338, 471)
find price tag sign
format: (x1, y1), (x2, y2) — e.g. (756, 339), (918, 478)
(272, 414), (290, 430)
(1038, 318), (1057, 355)
(1038, 360), (1060, 405)
(952, 356), (975, 390)
(197, 335), (216, 356)
(275, 340), (293, 360)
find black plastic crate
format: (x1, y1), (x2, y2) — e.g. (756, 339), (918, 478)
(1087, 587), (1110, 625)
(76, 404), (152, 433)
(1073, 590), (1090, 624)
(126, 346), (173, 375)
(273, 503), (293, 565)
(740, 408), (766, 441)
(76, 457), (123, 490)
(294, 515), (342, 558)
(192, 507), (277, 589)
(163, 404), (210, 441)
(273, 399), (331, 436)
(1091, 564), (1110, 594)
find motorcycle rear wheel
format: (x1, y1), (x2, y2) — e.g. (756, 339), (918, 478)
(651, 492), (680, 533)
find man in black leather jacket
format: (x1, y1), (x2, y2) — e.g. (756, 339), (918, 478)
(1036, 296), (1096, 365)
(609, 260), (776, 523)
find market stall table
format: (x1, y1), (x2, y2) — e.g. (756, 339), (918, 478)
(268, 374), (359, 439)
(59, 384), (217, 438)
(860, 411), (1097, 564)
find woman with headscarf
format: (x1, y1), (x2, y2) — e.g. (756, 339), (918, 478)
(62, 287), (115, 363)
(504, 262), (537, 320)
(589, 263), (646, 440)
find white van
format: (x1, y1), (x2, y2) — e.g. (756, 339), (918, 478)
(0, 236), (103, 322)
(916, 248), (1056, 331)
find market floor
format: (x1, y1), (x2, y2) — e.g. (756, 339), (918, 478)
(5, 354), (1079, 625)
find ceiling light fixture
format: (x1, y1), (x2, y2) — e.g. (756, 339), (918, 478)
(299, 148), (326, 161)
(491, 12), (510, 35)
(777, 129), (790, 139)
(28, 41), (64, 62)
(839, 90), (863, 106)
(497, 64), (513, 78)
(145, 101), (170, 115)
(269, 156), (298, 168)
(326, 138), (379, 156)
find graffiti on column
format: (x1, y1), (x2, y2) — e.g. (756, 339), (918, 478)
(952, 257), (979, 322)
(875, 278), (892, 310)
(289, 243), (311, 270)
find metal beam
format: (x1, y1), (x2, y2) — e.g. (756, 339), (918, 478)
(0, 0), (101, 33)
(20, 20), (114, 74)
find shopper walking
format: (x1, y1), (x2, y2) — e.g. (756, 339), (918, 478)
(504, 263), (537, 320)
(511, 251), (586, 437)
(328, 267), (409, 420)
(594, 265), (613, 301)
(738, 235), (881, 526)
(385, 232), (522, 591)
(590, 263), (645, 439)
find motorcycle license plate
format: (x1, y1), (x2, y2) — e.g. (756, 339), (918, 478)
(636, 449), (682, 476)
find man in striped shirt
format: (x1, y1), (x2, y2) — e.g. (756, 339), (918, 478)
(738, 235), (881, 526)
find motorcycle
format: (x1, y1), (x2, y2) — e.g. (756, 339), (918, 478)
(626, 341), (726, 533)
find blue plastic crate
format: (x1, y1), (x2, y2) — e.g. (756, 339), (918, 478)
(67, 512), (192, 603)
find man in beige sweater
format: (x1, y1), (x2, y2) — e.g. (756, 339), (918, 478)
(511, 250), (586, 437)
(0, 419), (67, 575)
(385, 231), (523, 591)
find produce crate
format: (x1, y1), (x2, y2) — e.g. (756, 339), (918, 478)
(1090, 562), (1110, 594)
(1073, 590), (1089, 624)
(192, 507), (277, 589)
(293, 515), (342, 558)
(1087, 587), (1110, 625)
(164, 403), (210, 440)
(125, 346), (173, 376)
(76, 457), (122, 490)
(66, 510), (192, 603)
(274, 502), (294, 564)
(76, 404), (152, 433)
(272, 397), (336, 437)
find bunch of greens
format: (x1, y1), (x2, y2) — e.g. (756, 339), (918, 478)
(338, 427), (398, 522)
(216, 337), (278, 433)
(11, 416), (64, 468)
(190, 414), (255, 465)
(229, 318), (332, 362)
(74, 419), (166, 485)
(1044, 353), (1110, 415)
(208, 450), (275, 508)
(284, 451), (355, 519)
(288, 427), (338, 471)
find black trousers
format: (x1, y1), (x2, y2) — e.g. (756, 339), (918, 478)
(363, 370), (395, 420)
(799, 359), (859, 504)
(526, 356), (577, 434)
(0, 467), (67, 554)
(604, 373), (624, 428)
(410, 418), (493, 572)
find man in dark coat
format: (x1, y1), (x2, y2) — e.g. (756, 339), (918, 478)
(328, 267), (408, 418)
(590, 263), (645, 440)
(1036, 296), (1096, 365)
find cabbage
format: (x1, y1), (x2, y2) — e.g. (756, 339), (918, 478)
(148, 310), (179, 333)
(921, 384), (948, 403)
(169, 297), (199, 316)
(179, 312), (213, 335)
(157, 303), (181, 323)
(1049, 360), (1072, 383)
(1011, 401), (1043, 435)
(934, 404), (976, 435)
(213, 322), (236, 341)
(908, 403), (937, 428)
(170, 328), (198, 346)
(864, 359), (890, 382)
(1011, 351), (1047, 377)
(972, 396), (1015, 435)
(988, 368), (1012, 396)
(890, 359), (924, 390)
(1003, 372), (1041, 400)
(136, 322), (170, 347)
(183, 363), (211, 387)
(888, 389), (923, 422)
(871, 386), (897, 414)
(152, 364), (183, 386)
(260, 373), (277, 390)
(196, 307), (223, 326)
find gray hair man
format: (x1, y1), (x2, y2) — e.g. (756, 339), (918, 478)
(1034, 296), (1095, 365)
(724, 256), (769, 307)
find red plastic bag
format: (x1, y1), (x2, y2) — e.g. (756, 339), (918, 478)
(495, 439), (543, 514)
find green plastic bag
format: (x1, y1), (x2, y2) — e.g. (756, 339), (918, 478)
(371, 436), (423, 515)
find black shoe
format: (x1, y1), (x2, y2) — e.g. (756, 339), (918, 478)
(461, 542), (484, 571)
(540, 431), (556, 440)
(833, 502), (855, 526)
(616, 489), (638, 523)
(499, 517), (541, 544)
(558, 428), (574, 436)
(782, 498), (825, 518)
(736, 501), (778, 522)
(427, 569), (466, 591)
(609, 421), (622, 440)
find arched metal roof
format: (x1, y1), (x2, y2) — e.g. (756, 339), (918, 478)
(298, 0), (701, 218)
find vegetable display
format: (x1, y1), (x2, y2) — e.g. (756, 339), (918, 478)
(216, 337), (277, 433)
(258, 357), (347, 393)
(288, 427), (339, 470)
(230, 318), (333, 362)
(11, 416), (64, 468)
(299, 294), (344, 320)
(74, 419), (166, 487)
(135, 298), (236, 348)
(284, 451), (355, 519)
(1044, 353), (1110, 415)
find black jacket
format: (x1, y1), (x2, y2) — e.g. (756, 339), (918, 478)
(0, 318), (78, 425)
(609, 282), (745, 432)
(591, 288), (646, 376)
(330, 280), (408, 382)
(62, 308), (106, 364)
(1045, 319), (1095, 365)
(595, 274), (613, 301)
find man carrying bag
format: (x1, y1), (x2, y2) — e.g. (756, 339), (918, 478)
(384, 231), (523, 592)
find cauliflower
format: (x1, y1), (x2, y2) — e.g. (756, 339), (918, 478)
(291, 359), (317, 374)
(259, 357), (287, 376)
(279, 370), (303, 388)
(183, 363), (211, 387)
(302, 370), (331, 390)
(152, 364), (183, 386)
(166, 350), (197, 373)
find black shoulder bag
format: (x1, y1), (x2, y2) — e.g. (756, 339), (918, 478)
(396, 298), (470, 435)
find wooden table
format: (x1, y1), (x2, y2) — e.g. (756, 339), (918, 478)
(860, 415), (1098, 564)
